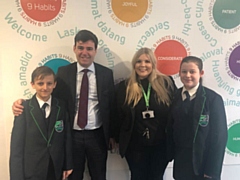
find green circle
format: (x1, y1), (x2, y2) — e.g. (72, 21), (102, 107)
(227, 123), (240, 153)
(213, 0), (240, 29)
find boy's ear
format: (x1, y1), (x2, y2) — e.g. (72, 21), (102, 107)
(30, 82), (35, 88)
(53, 81), (57, 88)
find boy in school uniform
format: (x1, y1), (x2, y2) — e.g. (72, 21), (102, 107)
(10, 66), (73, 180)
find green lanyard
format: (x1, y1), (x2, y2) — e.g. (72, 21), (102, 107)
(140, 83), (151, 110)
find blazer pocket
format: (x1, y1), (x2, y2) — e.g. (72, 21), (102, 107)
(198, 112), (209, 127)
(54, 120), (64, 133)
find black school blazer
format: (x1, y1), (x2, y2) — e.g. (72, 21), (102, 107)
(10, 95), (73, 180)
(167, 85), (228, 179)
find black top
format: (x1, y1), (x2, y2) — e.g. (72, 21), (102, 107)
(115, 77), (175, 156)
(130, 78), (169, 147)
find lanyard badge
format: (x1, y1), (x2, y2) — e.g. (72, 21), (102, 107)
(141, 83), (154, 119)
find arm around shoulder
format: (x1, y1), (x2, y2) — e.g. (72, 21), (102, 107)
(12, 98), (25, 116)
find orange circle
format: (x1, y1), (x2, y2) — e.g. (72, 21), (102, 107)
(20, 0), (61, 22)
(112, 0), (148, 22)
(154, 40), (187, 75)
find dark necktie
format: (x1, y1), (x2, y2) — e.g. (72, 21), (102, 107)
(183, 91), (190, 114)
(77, 69), (89, 128)
(41, 103), (49, 126)
(184, 91), (190, 102)
(41, 103), (48, 118)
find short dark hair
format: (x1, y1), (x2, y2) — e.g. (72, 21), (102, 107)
(181, 56), (203, 71)
(31, 66), (56, 83)
(74, 30), (98, 49)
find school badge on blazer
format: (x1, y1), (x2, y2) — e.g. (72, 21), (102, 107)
(55, 120), (64, 132)
(199, 114), (209, 127)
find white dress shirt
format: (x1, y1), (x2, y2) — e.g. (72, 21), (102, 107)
(181, 83), (199, 101)
(36, 96), (52, 118)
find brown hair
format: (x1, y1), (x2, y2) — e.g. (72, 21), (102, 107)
(31, 66), (56, 83)
(74, 29), (98, 49)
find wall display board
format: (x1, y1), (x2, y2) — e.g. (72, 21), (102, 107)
(1, 0), (240, 179)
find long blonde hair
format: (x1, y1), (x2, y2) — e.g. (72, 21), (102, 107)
(125, 47), (174, 107)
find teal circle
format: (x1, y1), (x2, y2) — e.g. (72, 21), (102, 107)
(213, 0), (240, 29)
(44, 58), (70, 74)
(227, 123), (240, 153)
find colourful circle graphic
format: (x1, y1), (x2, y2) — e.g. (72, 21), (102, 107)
(229, 45), (240, 77)
(154, 40), (187, 75)
(111, 0), (148, 22)
(44, 59), (70, 74)
(20, 0), (62, 21)
(227, 123), (240, 153)
(212, 0), (240, 29)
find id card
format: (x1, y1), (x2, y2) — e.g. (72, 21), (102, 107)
(142, 110), (154, 119)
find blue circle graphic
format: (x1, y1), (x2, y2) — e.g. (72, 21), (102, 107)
(44, 58), (70, 73)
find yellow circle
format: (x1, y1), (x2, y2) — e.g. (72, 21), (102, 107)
(112, 0), (148, 23)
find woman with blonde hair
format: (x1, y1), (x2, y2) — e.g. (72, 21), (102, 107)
(115, 47), (176, 180)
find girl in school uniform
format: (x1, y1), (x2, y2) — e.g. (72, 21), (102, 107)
(167, 56), (228, 180)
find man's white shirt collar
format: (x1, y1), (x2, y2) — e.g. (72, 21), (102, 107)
(77, 62), (95, 74)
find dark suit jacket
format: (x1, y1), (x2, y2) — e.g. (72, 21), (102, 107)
(53, 62), (115, 145)
(167, 85), (228, 179)
(10, 95), (73, 180)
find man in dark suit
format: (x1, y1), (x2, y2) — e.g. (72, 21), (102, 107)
(53, 30), (115, 180)
(12, 30), (115, 180)
(10, 66), (73, 180)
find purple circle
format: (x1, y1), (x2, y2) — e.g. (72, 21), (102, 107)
(229, 45), (240, 77)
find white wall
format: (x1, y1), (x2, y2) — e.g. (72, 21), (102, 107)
(1, 0), (240, 179)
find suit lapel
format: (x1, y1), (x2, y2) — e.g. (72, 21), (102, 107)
(69, 63), (77, 104)
(174, 88), (183, 104)
(47, 98), (61, 145)
(192, 85), (206, 142)
(29, 95), (48, 142)
(94, 63), (102, 101)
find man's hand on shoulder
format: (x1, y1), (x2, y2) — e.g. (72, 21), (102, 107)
(12, 99), (24, 116)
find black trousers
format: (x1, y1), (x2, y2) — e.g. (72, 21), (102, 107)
(68, 127), (108, 180)
(125, 144), (168, 180)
